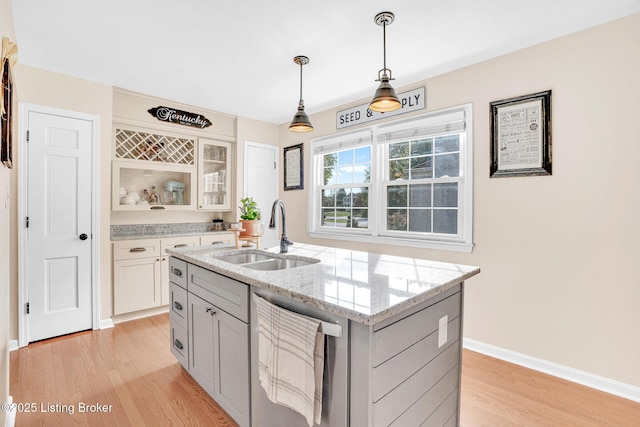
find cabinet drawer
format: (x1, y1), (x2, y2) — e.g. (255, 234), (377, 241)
(188, 264), (249, 322)
(169, 257), (187, 289)
(200, 233), (236, 246)
(113, 239), (161, 261)
(170, 321), (188, 370)
(161, 236), (201, 253)
(170, 282), (188, 327)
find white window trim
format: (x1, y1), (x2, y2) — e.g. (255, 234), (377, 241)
(308, 104), (474, 253)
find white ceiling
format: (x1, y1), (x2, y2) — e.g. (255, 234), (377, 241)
(11, 1), (640, 125)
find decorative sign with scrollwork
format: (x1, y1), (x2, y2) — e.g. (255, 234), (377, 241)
(336, 87), (425, 129)
(148, 106), (212, 129)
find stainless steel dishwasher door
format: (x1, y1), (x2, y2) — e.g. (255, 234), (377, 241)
(250, 287), (349, 427)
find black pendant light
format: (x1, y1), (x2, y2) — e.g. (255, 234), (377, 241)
(369, 11), (401, 113)
(289, 55), (313, 132)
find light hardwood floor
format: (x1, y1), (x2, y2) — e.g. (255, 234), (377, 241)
(10, 314), (640, 426)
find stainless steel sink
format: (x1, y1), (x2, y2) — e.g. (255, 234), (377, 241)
(216, 253), (275, 264)
(244, 258), (319, 271)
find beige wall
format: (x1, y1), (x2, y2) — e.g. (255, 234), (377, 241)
(279, 14), (640, 387)
(0, 0), (15, 418)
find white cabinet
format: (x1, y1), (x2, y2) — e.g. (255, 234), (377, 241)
(200, 233), (236, 246)
(113, 239), (163, 315)
(112, 126), (198, 211)
(198, 139), (231, 211)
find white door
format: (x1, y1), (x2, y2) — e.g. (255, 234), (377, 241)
(244, 141), (278, 244)
(26, 110), (94, 342)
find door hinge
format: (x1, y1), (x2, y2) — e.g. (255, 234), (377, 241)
(274, 161), (276, 169)
(26, 302), (30, 314)
(25, 216), (29, 228)
(26, 130), (30, 142)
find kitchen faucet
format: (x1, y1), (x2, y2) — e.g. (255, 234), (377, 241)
(269, 199), (293, 253)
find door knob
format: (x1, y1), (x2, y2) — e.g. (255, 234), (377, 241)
(79, 233), (88, 240)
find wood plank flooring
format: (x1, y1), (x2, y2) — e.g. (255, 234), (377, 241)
(10, 314), (640, 426)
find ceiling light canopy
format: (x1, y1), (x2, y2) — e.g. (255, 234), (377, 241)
(369, 11), (401, 113)
(289, 55), (313, 132)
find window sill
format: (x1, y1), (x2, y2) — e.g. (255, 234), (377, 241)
(308, 231), (474, 253)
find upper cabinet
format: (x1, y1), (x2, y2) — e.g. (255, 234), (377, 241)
(198, 139), (231, 211)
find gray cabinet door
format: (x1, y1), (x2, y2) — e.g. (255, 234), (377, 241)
(213, 308), (250, 427)
(188, 293), (216, 396)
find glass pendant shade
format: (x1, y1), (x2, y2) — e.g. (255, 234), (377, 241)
(289, 100), (314, 132)
(369, 75), (401, 112)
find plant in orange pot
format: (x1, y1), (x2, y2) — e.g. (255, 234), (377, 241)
(239, 197), (263, 237)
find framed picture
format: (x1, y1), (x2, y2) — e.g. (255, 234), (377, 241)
(1, 58), (13, 168)
(490, 90), (551, 177)
(284, 143), (303, 190)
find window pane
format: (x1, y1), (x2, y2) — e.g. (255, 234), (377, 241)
(409, 209), (431, 232)
(354, 164), (370, 183)
(352, 187), (368, 207)
(335, 209), (351, 227)
(387, 185), (407, 207)
(321, 208), (335, 226)
(433, 209), (458, 234)
(434, 153), (459, 178)
(387, 209), (407, 231)
(335, 188), (348, 207)
(355, 147), (370, 163)
(411, 139), (432, 156)
(389, 159), (409, 180)
(389, 141), (409, 159)
(337, 165), (353, 184)
(341, 188), (353, 207)
(338, 150), (353, 165)
(321, 189), (335, 207)
(323, 153), (337, 167)
(410, 156), (433, 179)
(435, 135), (459, 153)
(324, 167), (336, 185)
(352, 209), (368, 229)
(409, 184), (431, 207)
(433, 183), (458, 207)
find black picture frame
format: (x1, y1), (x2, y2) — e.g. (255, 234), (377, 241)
(1, 59), (13, 169)
(490, 90), (551, 178)
(284, 143), (304, 191)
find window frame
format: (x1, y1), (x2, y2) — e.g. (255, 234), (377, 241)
(308, 104), (474, 253)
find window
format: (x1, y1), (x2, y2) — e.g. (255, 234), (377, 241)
(309, 104), (473, 252)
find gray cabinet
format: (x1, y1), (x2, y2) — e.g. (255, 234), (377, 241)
(175, 262), (251, 427)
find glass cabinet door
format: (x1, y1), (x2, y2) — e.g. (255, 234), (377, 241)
(198, 139), (232, 210)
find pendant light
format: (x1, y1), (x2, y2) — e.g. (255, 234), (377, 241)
(369, 11), (401, 113)
(288, 55), (314, 132)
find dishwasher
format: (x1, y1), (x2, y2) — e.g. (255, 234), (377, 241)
(250, 287), (349, 427)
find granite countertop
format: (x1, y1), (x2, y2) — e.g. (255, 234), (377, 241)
(166, 243), (480, 325)
(110, 222), (236, 241)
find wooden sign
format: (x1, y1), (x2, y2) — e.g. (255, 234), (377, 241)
(148, 106), (212, 129)
(336, 87), (425, 129)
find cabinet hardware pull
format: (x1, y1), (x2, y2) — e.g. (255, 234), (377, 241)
(129, 247), (147, 253)
(211, 241), (224, 245)
(174, 244), (188, 248)
(173, 301), (183, 311)
(172, 268), (183, 277)
(206, 307), (216, 316)
(150, 206), (165, 210)
(174, 339), (183, 350)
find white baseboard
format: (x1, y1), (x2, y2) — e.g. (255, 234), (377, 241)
(99, 318), (115, 329)
(463, 338), (640, 403)
(7, 340), (18, 352)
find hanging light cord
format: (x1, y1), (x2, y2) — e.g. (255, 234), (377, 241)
(298, 61), (304, 106)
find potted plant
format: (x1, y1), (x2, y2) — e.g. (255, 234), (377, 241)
(239, 197), (262, 237)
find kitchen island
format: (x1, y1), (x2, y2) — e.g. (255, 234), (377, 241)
(166, 243), (480, 427)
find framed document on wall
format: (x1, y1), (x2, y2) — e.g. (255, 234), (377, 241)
(284, 143), (304, 190)
(490, 90), (552, 178)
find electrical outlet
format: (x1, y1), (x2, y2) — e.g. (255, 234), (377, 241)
(438, 315), (448, 348)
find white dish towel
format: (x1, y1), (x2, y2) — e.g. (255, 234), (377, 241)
(254, 294), (324, 427)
